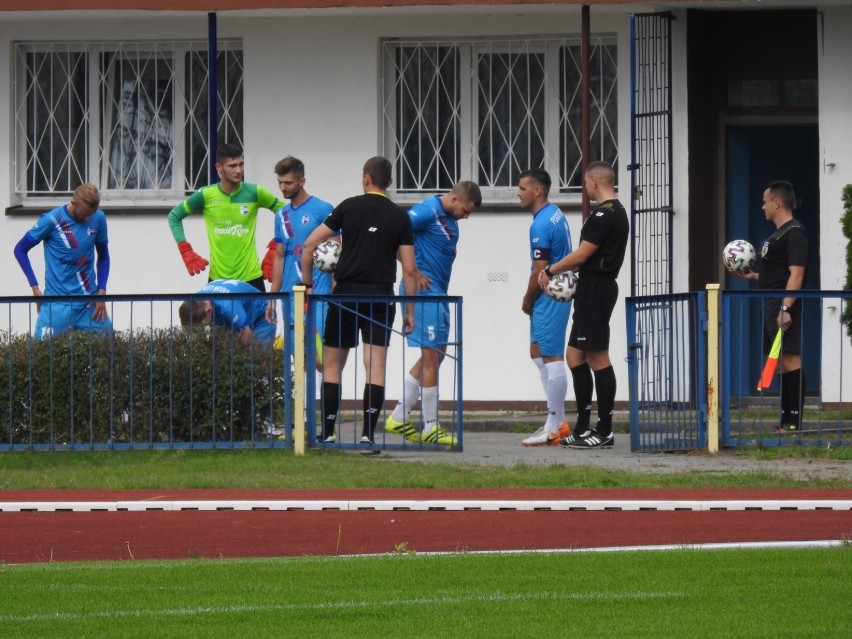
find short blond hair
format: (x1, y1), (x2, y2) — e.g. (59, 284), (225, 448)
(73, 183), (101, 209)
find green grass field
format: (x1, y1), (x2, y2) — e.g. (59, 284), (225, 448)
(1, 548), (849, 638)
(0, 448), (849, 490)
(2, 449), (849, 637)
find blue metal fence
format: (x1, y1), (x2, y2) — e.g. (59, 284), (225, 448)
(626, 292), (706, 451)
(302, 293), (464, 452)
(628, 289), (852, 450)
(0, 291), (464, 452)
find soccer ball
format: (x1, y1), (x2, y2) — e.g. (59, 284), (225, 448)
(313, 240), (341, 273)
(722, 240), (756, 273)
(546, 271), (578, 302)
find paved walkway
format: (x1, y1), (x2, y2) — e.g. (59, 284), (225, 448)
(380, 416), (851, 483)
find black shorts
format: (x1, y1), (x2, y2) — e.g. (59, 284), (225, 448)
(567, 273), (618, 351)
(324, 282), (396, 349)
(763, 298), (801, 357)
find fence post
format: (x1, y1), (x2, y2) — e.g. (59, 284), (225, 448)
(293, 286), (307, 455)
(706, 284), (720, 453)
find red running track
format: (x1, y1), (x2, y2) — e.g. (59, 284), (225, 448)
(1, 489), (850, 564)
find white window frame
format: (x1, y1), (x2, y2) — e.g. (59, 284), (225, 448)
(381, 35), (618, 205)
(12, 39), (243, 206)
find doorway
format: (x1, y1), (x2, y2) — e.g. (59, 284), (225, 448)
(724, 124), (820, 397)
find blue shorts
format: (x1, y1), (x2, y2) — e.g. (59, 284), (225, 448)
(530, 295), (571, 357)
(34, 302), (112, 340)
(251, 320), (276, 348)
(405, 298), (450, 349)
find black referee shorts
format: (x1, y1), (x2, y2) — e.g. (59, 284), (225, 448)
(567, 273), (619, 352)
(324, 284), (396, 349)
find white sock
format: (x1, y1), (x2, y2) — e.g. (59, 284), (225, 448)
(315, 370), (323, 399)
(392, 372), (420, 422)
(532, 357), (547, 394)
(544, 361), (568, 432)
(421, 386), (439, 430)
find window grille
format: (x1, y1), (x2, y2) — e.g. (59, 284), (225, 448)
(381, 36), (618, 198)
(13, 40), (243, 199)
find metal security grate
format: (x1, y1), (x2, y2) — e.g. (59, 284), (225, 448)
(13, 40), (243, 197)
(629, 13), (674, 296)
(381, 36), (618, 196)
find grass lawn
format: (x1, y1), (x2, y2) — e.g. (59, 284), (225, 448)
(1, 548), (849, 638)
(0, 448), (849, 490)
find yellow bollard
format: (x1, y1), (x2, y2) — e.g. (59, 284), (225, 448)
(706, 283), (720, 454)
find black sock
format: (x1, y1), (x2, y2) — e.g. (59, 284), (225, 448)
(593, 366), (616, 437)
(570, 363), (593, 435)
(363, 383), (385, 440)
(321, 382), (341, 439)
(783, 369), (805, 429)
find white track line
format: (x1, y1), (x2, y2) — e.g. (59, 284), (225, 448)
(1, 499), (850, 512)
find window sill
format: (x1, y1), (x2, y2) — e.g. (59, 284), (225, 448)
(5, 205), (173, 217)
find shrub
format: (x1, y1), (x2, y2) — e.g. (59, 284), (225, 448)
(0, 327), (288, 448)
(843, 184), (852, 344)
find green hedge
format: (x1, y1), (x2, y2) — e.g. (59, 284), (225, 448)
(0, 328), (288, 448)
(843, 185), (852, 345)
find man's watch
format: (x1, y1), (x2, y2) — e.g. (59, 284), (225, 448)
(302, 282), (313, 288)
(544, 266), (554, 278)
(780, 305), (790, 312)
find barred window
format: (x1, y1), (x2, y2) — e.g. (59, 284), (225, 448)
(381, 36), (618, 199)
(13, 40), (243, 199)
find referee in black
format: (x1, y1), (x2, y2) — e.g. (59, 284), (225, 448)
(537, 161), (629, 448)
(301, 156), (418, 444)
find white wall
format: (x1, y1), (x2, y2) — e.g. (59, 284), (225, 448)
(818, 6), (852, 402)
(0, 6), (689, 405)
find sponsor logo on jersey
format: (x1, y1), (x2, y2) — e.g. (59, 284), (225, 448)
(213, 224), (249, 237)
(595, 211), (604, 217)
(368, 227), (377, 232)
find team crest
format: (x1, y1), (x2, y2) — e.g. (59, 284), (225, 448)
(301, 214), (310, 225)
(87, 227), (97, 237)
(761, 241), (769, 258)
(240, 205), (249, 216)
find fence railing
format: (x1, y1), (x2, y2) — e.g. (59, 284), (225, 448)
(0, 291), (463, 452)
(627, 288), (852, 451)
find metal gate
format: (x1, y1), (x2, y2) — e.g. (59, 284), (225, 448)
(626, 293), (707, 452)
(629, 12), (674, 297)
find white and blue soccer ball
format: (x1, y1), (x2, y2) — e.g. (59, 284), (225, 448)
(313, 240), (341, 273)
(546, 271), (578, 302)
(722, 239), (756, 273)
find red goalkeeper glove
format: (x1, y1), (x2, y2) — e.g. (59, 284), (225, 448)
(261, 239), (277, 282)
(177, 241), (209, 276)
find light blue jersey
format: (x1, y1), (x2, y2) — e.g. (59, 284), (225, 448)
(199, 279), (275, 346)
(274, 196), (335, 295)
(27, 205), (108, 296)
(400, 195), (460, 349)
(529, 203), (573, 357)
(408, 195), (459, 295)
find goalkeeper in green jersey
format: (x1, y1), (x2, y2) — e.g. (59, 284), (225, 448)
(168, 143), (284, 291)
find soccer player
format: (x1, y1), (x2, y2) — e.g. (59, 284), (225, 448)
(265, 156), (337, 374)
(300, 156), (418, 445)
(13, 182), (112, 339)
(538, 161), (629, 449)
(730, 180), (808, 432)
(519, 169), (574, 447)
(167, 143), (284, 291)
(178, 279), (277, 348)
(384, 181), (482, 447)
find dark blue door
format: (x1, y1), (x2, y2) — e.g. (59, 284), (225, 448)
(725, 125), (821, 396)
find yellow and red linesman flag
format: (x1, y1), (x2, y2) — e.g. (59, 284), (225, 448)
(757, 328), (783, 391)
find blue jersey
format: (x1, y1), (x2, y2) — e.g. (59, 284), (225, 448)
(530, 203), (573, 337)
(408, 195), (459, 295)
(274, 196), (335, 295)
(529, 203), (572, 267)
(26, 205), (108, 296)
(199, 279), (268, 332)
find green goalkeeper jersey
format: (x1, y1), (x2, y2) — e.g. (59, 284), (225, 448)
(168, 182), (284, 282)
